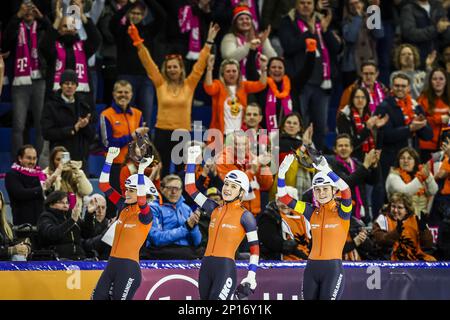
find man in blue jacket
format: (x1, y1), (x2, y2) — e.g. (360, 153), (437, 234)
(144, 174), (202, 260)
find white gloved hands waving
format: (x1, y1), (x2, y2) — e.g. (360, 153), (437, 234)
(313, 156), (332, 174)
(106, 147), (120, 163)
(278, 154), (295, 179)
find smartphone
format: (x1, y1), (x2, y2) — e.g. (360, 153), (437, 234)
(61, 152), (71, 164)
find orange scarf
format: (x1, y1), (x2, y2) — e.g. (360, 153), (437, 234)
(396, 94), (415, 125)
(396, 167), (426, 196)
(267, 76), (291, 99)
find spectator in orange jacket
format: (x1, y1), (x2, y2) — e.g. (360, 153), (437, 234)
(119, 139), (162, 194)
(215, 131), (273, 216)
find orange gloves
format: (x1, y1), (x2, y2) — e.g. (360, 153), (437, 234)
(128, 23), (144, 47)
(306, 38), (317, 52)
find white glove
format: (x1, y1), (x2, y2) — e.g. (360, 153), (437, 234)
(105, 147), (120, 163)
(312, 156), (332, 174)
(138, 156), (154, 174)
(241, 273), (257, 291)
(187, 145), (202, 164)
(278, 154), (295, 179)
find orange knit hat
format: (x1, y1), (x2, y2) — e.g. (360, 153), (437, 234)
(232, 5), (252, 22)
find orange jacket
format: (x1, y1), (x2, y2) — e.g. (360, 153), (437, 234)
(216, 147), (273, 216)
(418, 95), (450, 151)
(119, 162), (161, 195)
(204, 79), (266, 135)
(110, 203), (152, 262)
(99, 104), (143, 164)
(374, 213), (436, 261)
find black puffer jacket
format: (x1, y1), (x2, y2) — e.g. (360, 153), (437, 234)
(37, 208), (85, 260)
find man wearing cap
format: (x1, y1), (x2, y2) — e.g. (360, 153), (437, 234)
(41, 69), (95, 172)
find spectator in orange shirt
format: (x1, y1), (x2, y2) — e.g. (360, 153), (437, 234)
(99, 80), (149, 217)
(215, 131), (273, 217)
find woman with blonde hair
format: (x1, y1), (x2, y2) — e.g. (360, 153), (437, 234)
(373, 192), (436, 261)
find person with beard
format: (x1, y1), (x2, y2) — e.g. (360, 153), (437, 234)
(37, 190), (86, 259)
(277, 154), (352, 300)
(3, 1), (50, 157)
(39, 0), (101, 107)
(185, 145), (260, 300)
(109, 0), (166, 129)
(5, 144), (46, 226)
(41, 69), (95, 173)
